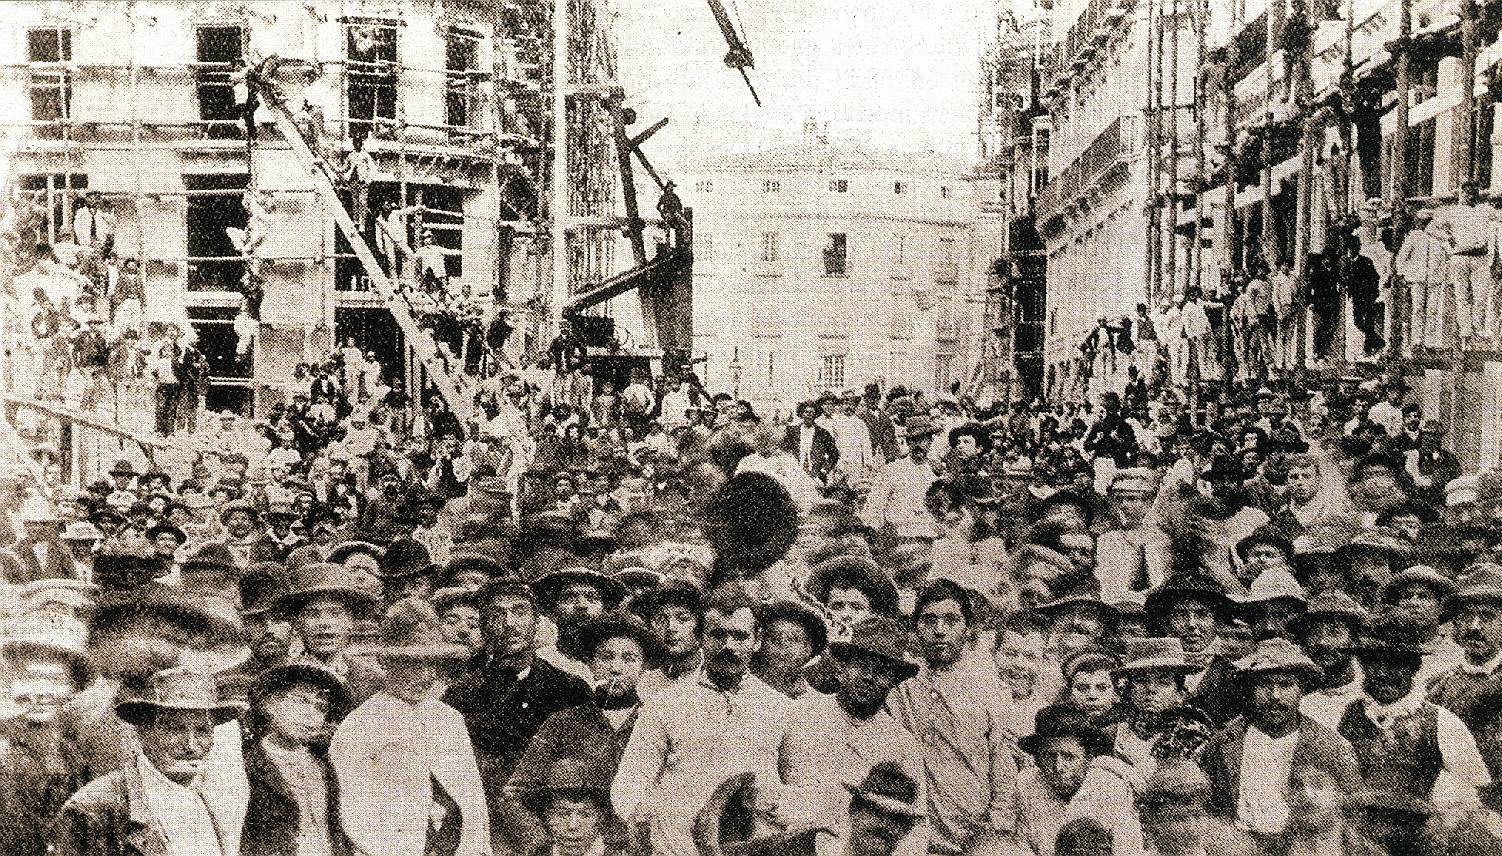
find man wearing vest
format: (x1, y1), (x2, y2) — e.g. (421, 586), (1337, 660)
(1427, 563), (1502, 776)
(1337, 609), (1492, 808)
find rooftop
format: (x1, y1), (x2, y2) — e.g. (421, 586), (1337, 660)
(691, 139), (972, 177)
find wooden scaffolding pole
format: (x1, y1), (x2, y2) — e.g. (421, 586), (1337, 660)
(1165, 0), (1181, 298)
(1456, 0), (1481, 191)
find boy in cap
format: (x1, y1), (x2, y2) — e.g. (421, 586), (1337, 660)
(1015, 704), (1141, 856)
(521, 758), (630, 856)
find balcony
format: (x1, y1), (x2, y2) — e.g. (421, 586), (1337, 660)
(1034, 115), (1140, 225)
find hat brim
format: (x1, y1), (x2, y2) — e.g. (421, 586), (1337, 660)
(532, 570), (628, 609)
(1114, 658), (1204, 676)
(842, 783), (926, 821)
(274, 587), (382, 619)
(1, 640), (95, 687)
(1017, 727), (1114, 759)
(115, 698), (247, 726)
(249, 664), (350, 712)
(828, 641), (919, 680)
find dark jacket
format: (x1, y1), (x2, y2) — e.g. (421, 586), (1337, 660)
(1199, 713), (1362, 819)
(1188, 655), (1243, 726)
(51, 762), (230, 856)
(0, 717), (87, 856)
(782, 423), (839, 482)
(443, 655), (591, 835)
(501, 702), (639, 855)
(240, 736), (349, 856)
(5, 537), (76, 584)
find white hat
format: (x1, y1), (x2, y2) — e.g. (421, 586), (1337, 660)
(1447, 475), (1481, 507)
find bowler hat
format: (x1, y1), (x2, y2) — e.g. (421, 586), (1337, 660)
(842, 761), (926, 821)
(378, 539), (439, 581)
(108, 459), (140, 478)
(218, 501), (260, 525)
(828, 614), (918, 680)
(1018, 703), (1114, 757)
(144, 522), (189, 546)
(519, 757), (614, 816)
(115, 665), (247, 726)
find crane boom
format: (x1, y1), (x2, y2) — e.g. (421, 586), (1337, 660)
(706, 0), (762, 105)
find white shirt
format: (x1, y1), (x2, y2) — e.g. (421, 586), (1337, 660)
(136, 753), (223, 856)
(1237, 726), (1299, 835)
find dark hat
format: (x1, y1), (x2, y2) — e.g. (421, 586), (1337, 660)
(757, 599), (828, 657)
(349, 598), (472, 661)
(108, 459), (140, 477)
(633, 577), (703, 620)
(1018, 703), (1114, 757)
(239, 564), (290, 617)
(115, 665), (247, 726)
(902, 417), (940, 440)
(1348, 608), (1432, 656)
(842, 761), (926, 821)
(806, 556), (900, 617)
(532, 566), (628, 611)
(218, 500), (260, 524)
(181, 542), (240, 576)
(1235, 526), (1295, 563)
(447, 551), (508, 581)
(326, 540), (387, 565)
(575, 612), (665, 663)
(144, 522), (189, 546)
(430, 586), (482, 615)
(274, 562), (383, 619)
(378, 539), (439, 581)
(474, 570), (537, 605)
(703, 473), (798, 575)
(1287, 590), (1368, 638)
(248, 663), (349, 714)
(519, 757), (614, 816)
(1144, 571), (1238, 623)
(88, 582), (244, 648)
(828, 614), (918, 680)
(1033, 591), (1119, 626)
(1029, 490), (1096, 526)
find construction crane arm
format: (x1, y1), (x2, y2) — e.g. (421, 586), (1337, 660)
(706, 0), (762, 105)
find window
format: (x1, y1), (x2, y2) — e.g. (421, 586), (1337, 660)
(345, 20), (399, 148)
(940, 186), (952, 199)
(444, 28), (482, 129)
(695, 180), (714, 193)
(762, 179), (781, 193)
(829, 179), (849, 193)
(819, 354), (846, 390)
(185, 174), (249, 292)
(196, 27), (245, 139)
(936, 236), (959, 282)
(823, 233), (847, 276)
(894, 181), (908, 195)
(760, 231), (780, 263)
(28, 27), (72, 124)
(934, 354), (956, 391)
(18, 173), (87, 245)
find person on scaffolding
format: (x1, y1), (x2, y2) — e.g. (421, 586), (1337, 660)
(658, 181), (687, 247)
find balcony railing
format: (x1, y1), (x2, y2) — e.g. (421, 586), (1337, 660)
(1051, 0), (1137, 86)
(1034, 115), (1141, 223)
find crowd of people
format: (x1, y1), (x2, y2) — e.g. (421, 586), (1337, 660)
(6, 327), (1502, 856)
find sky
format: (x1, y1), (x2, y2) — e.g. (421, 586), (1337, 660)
(612, 0), (997, 170)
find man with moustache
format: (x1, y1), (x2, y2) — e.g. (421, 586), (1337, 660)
(778, 613), (926, 855)
(888, 580), (1022, 856)
(1337, 609), (1492, 805)
(613, 589), (791, 856)
(502, 613), (661, 856)
(1198, 638), (1361, 848)
(1290, 592), (1370, 729)
(1426, 564), (1502, 771)
(445, 573), (592, 842)
(52, 666), (247, 856)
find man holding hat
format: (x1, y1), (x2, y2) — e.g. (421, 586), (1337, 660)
(861, 418), (942, 546)
(1095, 467), (1171, 602)
(889, 580), (1023, 856)
(1198, 638), (1361, 843)
(503, 613), (661, 855)
(1015, 703), (1141, 856)
(1290, 591), (1370, 729)
(331, 599), (489, 856)
(1336, 610), (1493, 806)
(778, 612), (925, 856)
(53, 665), (247, 856)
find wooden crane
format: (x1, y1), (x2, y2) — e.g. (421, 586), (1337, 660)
(706, 0), (762, 105)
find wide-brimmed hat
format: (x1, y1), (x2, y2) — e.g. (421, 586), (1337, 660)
(1018, 703), (1114, 757)
(1288, 590), (1369, 638)
(631, 577), (703, 620)
(806, 556), (900, 617)
(1, 613), (93, 688)
(1335, 527), (1413, 563)
(1453, 564), (1502, 606)
(378, 539), (439, 581)
(144, 522), (189, 546)
(757, 599), (828, 657)
(1114, 637), (1203, 677)
(239, 565), (290, 617)
(447, 551), (508, 581)
(519, 757), (615, 816)
(1347, 609), (1432, 656)
(842, 761), (926, 821)
(1235, 527), (1295, 564)
(1233, 637), (1322, 684)
(1144, 571), (1238, 623)
(1240, 566), (1307, 606)
(60, 521), (104, 542)
(532, 566), (628, 611)
(248, 663), (349, 714)
(326, 540), (386, 565)
(273, 562), (383, 619)
(115, 665), (247, 726)
(1107, 467), (1158, 495)
(611, 565), (666, 592)
(575, 611), (665, 664)
(1033, 591), (1120, 625)
(181, 542), (239, 576)
(1379, 565), (1458, 605)
(218, 501), (260, 525)
(430, 586), (482, 615)
(828, 614), (919, 680)
(349, 598), (472, 661)
(108, 459), (140, 478)
(89, 582), (244, 647)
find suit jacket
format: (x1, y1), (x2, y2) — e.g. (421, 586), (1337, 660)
(1189, 656), (1243, 726)
(1199, 713), (1362, 820)
(0, 717), (87, 856)
(782, 423), (839, 482)
(241, 737), (350, 856)
(5, 537), (76, 584)
(51, 762), (230, 856)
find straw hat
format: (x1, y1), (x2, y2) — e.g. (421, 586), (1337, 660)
(1114, 637), (1203, 677)
(114, 665), (247, 726)
(349, 598), (471, 661)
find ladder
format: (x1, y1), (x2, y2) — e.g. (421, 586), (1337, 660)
(251, 77), (478, 425)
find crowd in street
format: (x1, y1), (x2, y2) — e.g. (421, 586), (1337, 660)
(7, 338), (1502, 856)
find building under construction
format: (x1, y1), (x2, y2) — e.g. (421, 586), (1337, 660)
(0, 0), (691, 447)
